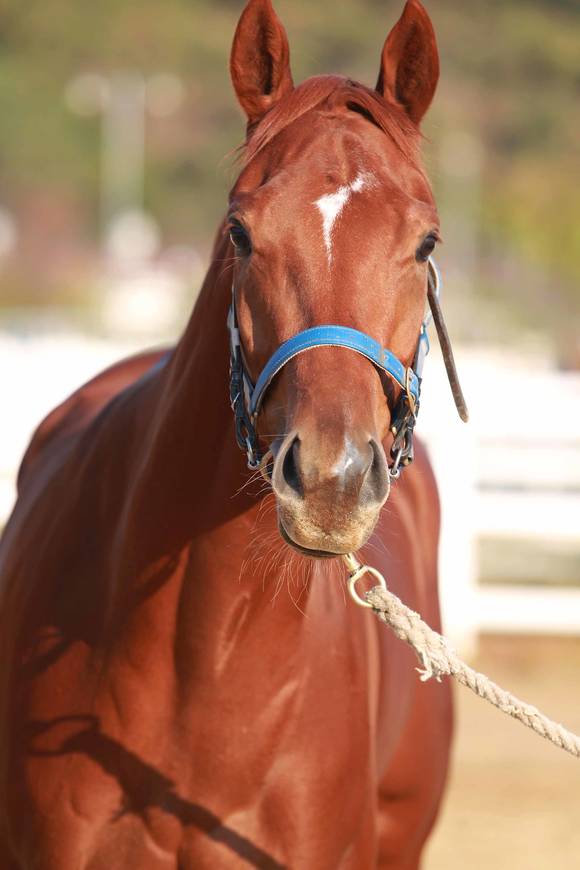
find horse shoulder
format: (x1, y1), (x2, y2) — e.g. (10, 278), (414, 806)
(16, 349), (169, 493)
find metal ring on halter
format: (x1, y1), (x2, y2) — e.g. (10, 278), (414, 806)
(343, 554), (389, 609)
(245, 437), (261, 470)
(389, 446), (403, 481)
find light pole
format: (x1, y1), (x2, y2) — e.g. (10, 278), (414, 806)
(65, 71), (184, 262)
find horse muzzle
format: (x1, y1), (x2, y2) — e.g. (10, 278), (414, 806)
(271, 430), (390, 557)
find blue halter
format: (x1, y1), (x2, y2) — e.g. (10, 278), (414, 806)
(249, 326), (421, 417)
(228, 259), (441, 474)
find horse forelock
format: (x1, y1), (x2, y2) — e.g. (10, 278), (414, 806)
(243, 75), (422, 166)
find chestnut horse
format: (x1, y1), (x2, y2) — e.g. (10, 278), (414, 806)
(0, 1), (456, 866)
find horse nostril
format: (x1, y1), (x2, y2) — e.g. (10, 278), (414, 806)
(274, 433), (388, 506)
(366, 438), (390, 503)
(282, 435), (302, 497)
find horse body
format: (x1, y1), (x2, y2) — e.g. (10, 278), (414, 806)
(0, 249), (449, 869)
(0, 2), (453, 866)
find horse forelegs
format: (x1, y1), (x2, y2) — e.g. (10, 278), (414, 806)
(376, 676), (453, 869)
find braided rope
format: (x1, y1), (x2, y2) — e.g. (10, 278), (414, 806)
(358, 580), (580, 759)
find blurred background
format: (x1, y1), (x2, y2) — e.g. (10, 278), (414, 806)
(0, 1), (578, 867)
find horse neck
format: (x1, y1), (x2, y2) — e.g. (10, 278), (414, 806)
(126, 229), (247, 544)
(114, 230), (326, 667)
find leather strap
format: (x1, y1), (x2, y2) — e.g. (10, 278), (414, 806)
(248, 325), (419, 419)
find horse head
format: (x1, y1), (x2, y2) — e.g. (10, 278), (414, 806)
(228, 0), (443, 558)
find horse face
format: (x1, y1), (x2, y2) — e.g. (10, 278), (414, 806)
(229, 0), (440, 557)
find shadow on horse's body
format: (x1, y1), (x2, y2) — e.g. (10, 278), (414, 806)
(0, 2), (452, 867)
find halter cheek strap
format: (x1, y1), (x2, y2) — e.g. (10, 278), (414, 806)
(228, 259), (463, 473)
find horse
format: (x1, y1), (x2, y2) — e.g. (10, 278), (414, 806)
(0, 1), (463, 866)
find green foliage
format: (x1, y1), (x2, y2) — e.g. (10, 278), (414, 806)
(0, 0), (578, 327)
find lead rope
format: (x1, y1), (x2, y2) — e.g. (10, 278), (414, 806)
(343, 554), (580, 759)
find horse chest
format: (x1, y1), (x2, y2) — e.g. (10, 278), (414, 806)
(17, 649), (381, 868)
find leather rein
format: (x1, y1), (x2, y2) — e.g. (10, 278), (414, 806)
(228, 259), (468, 475)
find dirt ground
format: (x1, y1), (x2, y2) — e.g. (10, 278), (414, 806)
(425, 636), (580, 870)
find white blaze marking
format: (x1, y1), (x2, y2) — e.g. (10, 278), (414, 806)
(350, 174), (367, 193)
(315, 172), (375, 265)
(316, 186), (350, 263)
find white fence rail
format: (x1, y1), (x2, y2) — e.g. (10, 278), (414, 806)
(1, 333), (579, 650)
(0, 333), (141, 523)
(422, 347), (580, 648)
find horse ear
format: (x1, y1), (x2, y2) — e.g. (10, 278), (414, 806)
(230, 0), (294, 126)
(376, 0), (439, 126)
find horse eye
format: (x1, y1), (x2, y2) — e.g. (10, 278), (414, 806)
(229, 222), (252, 256)
(416, 233), (438, 263)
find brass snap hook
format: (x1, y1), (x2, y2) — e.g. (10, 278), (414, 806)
(343, 554), (389, 609)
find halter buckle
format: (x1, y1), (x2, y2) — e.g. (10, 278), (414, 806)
(389, 387), (418, 478)
(405, 367), (417, 417)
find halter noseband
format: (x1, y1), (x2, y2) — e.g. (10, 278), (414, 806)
(228, 259), (465, 475)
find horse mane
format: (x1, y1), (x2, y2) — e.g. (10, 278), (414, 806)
(244, 75), (421, 165)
